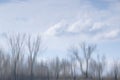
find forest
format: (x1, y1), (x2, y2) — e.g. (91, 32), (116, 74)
(0, 34), (120, 80)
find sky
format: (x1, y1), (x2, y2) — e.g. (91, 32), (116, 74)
(0, 0), (120, 61)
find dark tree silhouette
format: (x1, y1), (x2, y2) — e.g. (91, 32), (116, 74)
(27, 35), (42, 80)
(69, 42), (96, 79)
(7, 34), (25, 80)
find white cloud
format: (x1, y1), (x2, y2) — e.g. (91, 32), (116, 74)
(44, 21), (69, 36)
(44, 0), (120, 43)
(93, 29), (120, 41)
(104, 30), (120, 39)
(90, 22), (106, 31)
(67, 19), (92, 33)
(44, 16), (120, 42)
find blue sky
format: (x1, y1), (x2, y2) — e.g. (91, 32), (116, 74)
(0, 0), (120, 61)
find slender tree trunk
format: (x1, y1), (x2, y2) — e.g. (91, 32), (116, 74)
(30, 62), (34, 80)
(47, 70), (50, 80)
(14, 61), (17, 80)
(115, 74), (118, 80)
(85, 60), (89, 79)
(98, 71), (101, 80)
(56, 73), (59, 80)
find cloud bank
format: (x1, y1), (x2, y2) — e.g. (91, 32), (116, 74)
(0, 0), (120, 59)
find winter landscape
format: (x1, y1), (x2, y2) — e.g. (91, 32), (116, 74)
(0, 0), (120, 80)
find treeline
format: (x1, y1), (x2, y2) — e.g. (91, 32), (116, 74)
(0, 34), (120, 80)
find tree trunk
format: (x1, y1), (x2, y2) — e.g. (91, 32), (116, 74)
(30, 62), (34, 80)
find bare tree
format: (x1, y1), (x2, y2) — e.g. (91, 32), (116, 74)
(61, 59), (71, 80)
(2, 55), (11, 80)
(7, 34), (25, 80)
(49, 57), (61, 80)
(34, 61), (48, 79)
(69, 58), (77, 80)
(27, 35), (42, 80)
(69, 43), (96, 79)
(111, 61), (120, 80)
(89, 55), (106, 80)
(0, 48), (6, 79)
(16, 53), (25, 79)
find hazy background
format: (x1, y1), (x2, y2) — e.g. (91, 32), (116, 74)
(0, 0), (120, 61)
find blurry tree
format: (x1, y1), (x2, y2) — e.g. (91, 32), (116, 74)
(69, 59), (77, 80)
(89, 55), (106, 80)
(27, 35), (43, 80)
(49, 57), (61, 80)
(0, 48), (4, 78)
(111, 61), (120, 80)
(61, 59), (71, 80)
(69, 42), (96, 78)
(7, 34), (25, 80)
